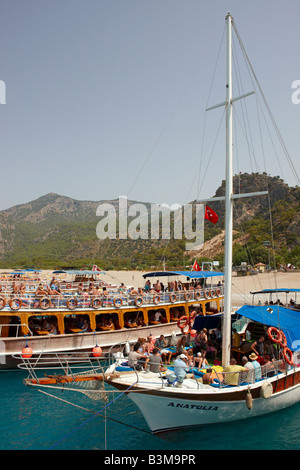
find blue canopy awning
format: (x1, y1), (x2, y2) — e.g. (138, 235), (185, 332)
(251, 288), (300, 294)
(143, 270), (223, 279)
(193, 312), (238, 331)
(237, 304), (300, 351)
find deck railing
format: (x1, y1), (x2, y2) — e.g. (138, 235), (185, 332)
(0, 287), (224, 312)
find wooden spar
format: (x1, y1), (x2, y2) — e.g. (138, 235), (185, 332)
(27, 372), (120, 385)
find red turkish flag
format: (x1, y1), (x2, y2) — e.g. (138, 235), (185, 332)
(92, 265), (102, 272)
(191, 260), (201, 271)
(205, 205), (219, 224)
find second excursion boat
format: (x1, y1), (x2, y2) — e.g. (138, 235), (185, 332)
(0, 268), (223, 369)
(103, 13), (300, 433)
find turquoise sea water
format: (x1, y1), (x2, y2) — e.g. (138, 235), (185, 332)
(1, 369), (300, 451)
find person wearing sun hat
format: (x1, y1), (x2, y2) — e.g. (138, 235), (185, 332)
(249, 352), (262, 380)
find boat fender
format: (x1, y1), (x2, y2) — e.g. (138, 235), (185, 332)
(124, 341), (131, 355)
(171, 331), (177, 346)
(260, 381), (273, 399)
(246, 388), (253, 410)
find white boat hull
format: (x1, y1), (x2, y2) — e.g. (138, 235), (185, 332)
(108, 368), (300, 433)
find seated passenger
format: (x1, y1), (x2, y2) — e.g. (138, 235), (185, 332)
(223, 358), (247, 386)
(202, 368), (215, 385)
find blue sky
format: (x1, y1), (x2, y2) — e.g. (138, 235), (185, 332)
(0, 0), (299, 211)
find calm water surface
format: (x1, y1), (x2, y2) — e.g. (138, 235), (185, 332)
(1, 369), (300, 450)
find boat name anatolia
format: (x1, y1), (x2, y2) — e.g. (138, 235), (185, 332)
(168, 402), (218, 411)
(96, 195), (204, 250)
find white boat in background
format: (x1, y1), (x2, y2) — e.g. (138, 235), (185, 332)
(103, 12), (300, 433)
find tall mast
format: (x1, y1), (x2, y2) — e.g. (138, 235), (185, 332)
(200, 13), (264, 367)
(222, 12), (234, 367)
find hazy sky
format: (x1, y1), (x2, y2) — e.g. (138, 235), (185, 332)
(0, 0), (299, 211)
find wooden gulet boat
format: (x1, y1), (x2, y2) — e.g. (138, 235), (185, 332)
(103, 13), (300, 433)
(0, 269), (224, 369)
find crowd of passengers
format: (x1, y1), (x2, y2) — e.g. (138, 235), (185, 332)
(127, 328), (294, 386)
(0, 277), (223, 311)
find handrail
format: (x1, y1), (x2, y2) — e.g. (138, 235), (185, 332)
(0, 323), (34, 337)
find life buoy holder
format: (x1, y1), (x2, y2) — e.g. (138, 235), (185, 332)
(134, 296), (143, 307)
(267, 327), (282, 344)
(283, 347), (293, 365)
(177, 316), (189, 330)
(184, 292), (191, 301)
(39, 297), (51, 310)
(67, 298), (78, 310)
(9, 298), (22, 311)
(170, 293), (177, 303)
(153, 295), (160, 305)
(113, 297), (123, 308)
(0, 297), (6, 310)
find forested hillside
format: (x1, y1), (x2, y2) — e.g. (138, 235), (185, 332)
(0, 173), (298, 270)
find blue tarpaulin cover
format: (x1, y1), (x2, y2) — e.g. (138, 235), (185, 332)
(237, 304), (300, 351)
(143, 271), (223, 279)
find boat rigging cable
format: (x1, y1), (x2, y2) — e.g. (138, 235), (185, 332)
(37, 380), (152, 450)
(232, 22), (299, 186)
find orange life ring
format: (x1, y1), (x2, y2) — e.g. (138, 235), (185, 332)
(134, 296), (143, 307)
(280, 331), (287, 348)
(283, 347), (293, 365)
(177, 316), (189, 330)
(170, 293), (177, 303)
(267, 327), (282, 344)
(67, 298), (78, 310)
(153, 295), (160, 305)
(216, 289), (221, 297)
(114, 297), (123, 308)
(184, 292), (191, 301)
(0, 297), (6, 310)
(204, 290), (210, 299)
(91, 297), (102, 309)
(189, 311), (196, 322)
(195, 291), (201, 300)
(39, 297), (51, 310)
(210, 290), (215, 297)
(9, 298), (22, 311)
(66, 283), (72, 289)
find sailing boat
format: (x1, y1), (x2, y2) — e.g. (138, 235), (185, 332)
(104, 13), (300, 433)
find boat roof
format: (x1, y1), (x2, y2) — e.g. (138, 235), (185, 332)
(237, 304), (300, 351)
(143, 270), (223, 279)
(52, 270), (105, 275)
(251, 288), (300, 294)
